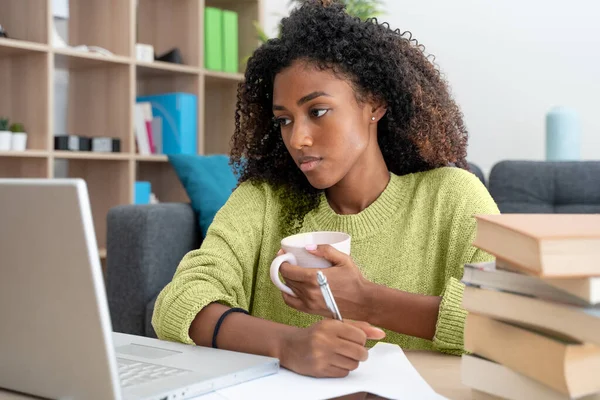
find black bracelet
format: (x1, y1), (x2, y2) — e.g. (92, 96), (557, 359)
(211, 307), (250, 349)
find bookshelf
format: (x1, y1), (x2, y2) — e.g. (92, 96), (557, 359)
(0, 0), (263, 265)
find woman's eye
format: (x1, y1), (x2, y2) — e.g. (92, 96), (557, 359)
(277, 117), (292, 126)
(311, 109), (328, 118)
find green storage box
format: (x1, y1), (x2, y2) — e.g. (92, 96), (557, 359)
(205, 7), (223, 71)
(222, 10), (239, 73)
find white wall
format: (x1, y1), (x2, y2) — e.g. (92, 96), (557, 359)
(262, 1), (600, 175)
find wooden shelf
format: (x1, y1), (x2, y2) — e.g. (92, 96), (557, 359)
(137, 0), (201, 68)
(204, 75), (240, 154)
(135, 154), (169, 162)
(0, 48), (50, 151)
(65, 157), (132, 250)
(204, 0), (263, 74)
(2, 0), (263, 270)
(204, 69), (245, 83)
(53, 151), (131, 161)
(137, 161), (188, 203)
(0, 156), (49, 178)
(0, 38), (49, 57)
(137, 61), (200, 78)
(0, 150), (49, 158)
(68, 0), (133, 58)
(54, 47), (132, 69)
(0, 2), (48, 45)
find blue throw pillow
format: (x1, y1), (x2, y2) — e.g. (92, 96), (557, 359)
(168, 154), (238, 238)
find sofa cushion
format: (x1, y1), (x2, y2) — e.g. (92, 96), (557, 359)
(488, 160), (600, 213)
(468, 162), (486, 186)
(169, 154), (238, 237)
(106, 203), (199, 337)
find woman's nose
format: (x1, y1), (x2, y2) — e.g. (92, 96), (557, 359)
(289, 120), (313, 150)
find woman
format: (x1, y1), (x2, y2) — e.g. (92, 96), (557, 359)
(152, 0), (499, 378)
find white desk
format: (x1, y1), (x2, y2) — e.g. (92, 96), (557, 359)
(0, 351), (471, 400)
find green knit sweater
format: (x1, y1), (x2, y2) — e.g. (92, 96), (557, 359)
(152, 167), (499, 355)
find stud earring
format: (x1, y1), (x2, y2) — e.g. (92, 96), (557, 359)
(371, 116), (376, 121)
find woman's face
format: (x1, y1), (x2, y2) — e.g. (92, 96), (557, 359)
(273, 60), (378, 189)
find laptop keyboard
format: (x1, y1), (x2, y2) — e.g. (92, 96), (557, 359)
(118, 358), (190, 388)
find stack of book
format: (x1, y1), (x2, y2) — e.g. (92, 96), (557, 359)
(461, 214), (600, 400)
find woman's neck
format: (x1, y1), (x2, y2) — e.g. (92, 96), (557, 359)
(325, 149), (390, 216)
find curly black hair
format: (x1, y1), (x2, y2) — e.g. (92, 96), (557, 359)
(231, 0), (469, 233)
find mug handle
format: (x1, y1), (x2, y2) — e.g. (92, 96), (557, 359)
(270, 253), (297, 297)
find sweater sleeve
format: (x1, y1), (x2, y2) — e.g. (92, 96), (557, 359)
(151, 181), (267, 345)
(432, 170), (500, 355)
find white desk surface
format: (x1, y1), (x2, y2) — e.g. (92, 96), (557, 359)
(0, 350), (471, 400)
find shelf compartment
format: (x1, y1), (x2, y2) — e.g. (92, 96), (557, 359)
(0, 156), (49, 178)
(135, 154), (168, 162)
(136, 74), (201, 153)
(137, 0), (201, 68)
(53, 151), (131, 161)
(63, 158), (132, 250)
(0, 51), (50, 151)
(137, 73), (200, 97)
(0, 150), (50, 158)
(203, 69), (244, 83)
(137, 60), (201, 78)
(54, 47), (132, 69)
(136, 160), (188, 203)
(205, 0), (262, 73)
(0, 38), (49, 57)
(68, 0), (134, 58)
(0, 0), (49, 45)
(204, 78), (238, 155)
(56, 60), (133, 153)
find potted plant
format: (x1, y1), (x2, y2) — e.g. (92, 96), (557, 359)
(0, 117), (10, 151)
(9, 122), (27, 151)
(253, 0), (385, 44)
(290, 0), (385, 21)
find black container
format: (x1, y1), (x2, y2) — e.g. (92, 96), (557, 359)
(54, 135), (91, 151)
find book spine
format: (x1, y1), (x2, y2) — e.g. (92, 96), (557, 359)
(141, 103), (156, 154)
(134, 103), (151, 155)
(222, 10), (239, 73)
(145, 121), (155, 154)
(205, 7), (224, 71)
(464, 313), (570, 395)
(151, 117), (163, 154)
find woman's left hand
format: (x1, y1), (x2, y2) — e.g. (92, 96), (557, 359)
(279, 245), (373, 321)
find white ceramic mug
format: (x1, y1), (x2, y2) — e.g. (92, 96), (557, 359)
(270, 231), (351, 296)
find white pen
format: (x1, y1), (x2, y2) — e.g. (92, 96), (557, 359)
(317, 270), (343, 321)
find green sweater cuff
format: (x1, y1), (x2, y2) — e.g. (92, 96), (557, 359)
(152, 286), (238, 345)
(432, 277), (467, 355)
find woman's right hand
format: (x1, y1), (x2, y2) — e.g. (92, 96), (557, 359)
(279, 319), (386, 378)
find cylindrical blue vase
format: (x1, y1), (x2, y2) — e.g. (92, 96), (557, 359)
(545, 106), (581, 161)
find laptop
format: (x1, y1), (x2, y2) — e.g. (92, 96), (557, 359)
(0, 179), (279, 400)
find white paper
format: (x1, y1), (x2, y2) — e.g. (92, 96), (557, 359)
(207, 343), (439, 400)
(52, 0), (69, 19)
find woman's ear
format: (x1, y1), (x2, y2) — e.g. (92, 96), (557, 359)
(370, 102), (387, 123)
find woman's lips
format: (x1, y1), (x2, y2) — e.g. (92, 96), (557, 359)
(298, 157), (322, 172)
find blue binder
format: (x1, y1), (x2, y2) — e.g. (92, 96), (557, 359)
(136, 93), (198, 155)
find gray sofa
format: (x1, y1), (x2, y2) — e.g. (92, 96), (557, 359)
(106, 204), (200, 337)
(105, 160), (600, 338)
(488, 160), (600, 213)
